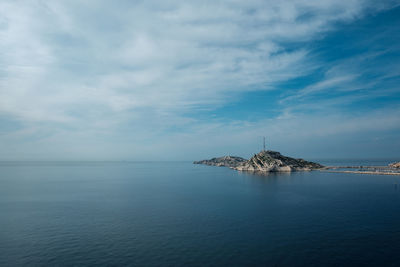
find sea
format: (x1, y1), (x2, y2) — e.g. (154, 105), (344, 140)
(1, 159), (400, 266)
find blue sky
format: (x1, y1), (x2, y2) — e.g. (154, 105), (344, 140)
(0, 0), (399, 160)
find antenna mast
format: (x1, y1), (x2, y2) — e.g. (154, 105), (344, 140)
(263, 136), (266, 151)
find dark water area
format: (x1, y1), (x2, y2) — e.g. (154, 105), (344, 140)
(1, 161), (400, 266)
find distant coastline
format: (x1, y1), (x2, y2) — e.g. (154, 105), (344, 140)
(321, 164), (400, 176)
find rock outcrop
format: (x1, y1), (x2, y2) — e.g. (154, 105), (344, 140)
(389, 162), (400, 168)
(193, 156), (247, 168)
(234, 150), (323, 172)
(194, 151), (324, 172)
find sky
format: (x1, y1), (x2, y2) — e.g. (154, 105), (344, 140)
(0, 0), (400, 161)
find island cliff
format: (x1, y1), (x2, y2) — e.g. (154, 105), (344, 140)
(194, 150), (323, 172)
(234, 150), (323, 172)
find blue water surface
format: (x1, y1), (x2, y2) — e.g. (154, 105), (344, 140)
(1, 161), (400, 266)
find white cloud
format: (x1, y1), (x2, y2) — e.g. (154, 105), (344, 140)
(0, 0), (398, 159)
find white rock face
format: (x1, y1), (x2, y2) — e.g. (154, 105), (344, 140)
(234, 150), (323, 172)
(389, 162), (400, 168)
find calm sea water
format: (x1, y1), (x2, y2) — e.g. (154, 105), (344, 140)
(1, 160), (400, 266)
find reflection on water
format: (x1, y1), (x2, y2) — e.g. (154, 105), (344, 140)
(238, 169), (295, 185)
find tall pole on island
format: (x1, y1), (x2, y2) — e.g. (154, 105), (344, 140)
(263, 136), (266, 152)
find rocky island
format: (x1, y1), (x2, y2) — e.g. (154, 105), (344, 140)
(193, 156), (247, 168)
(195, 151), (400, 176)
(234, 150), (323, 172)
(194, 150), (323, 172)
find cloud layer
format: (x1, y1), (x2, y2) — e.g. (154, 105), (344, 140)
(0, 0), (399, 160)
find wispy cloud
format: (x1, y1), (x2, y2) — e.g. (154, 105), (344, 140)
(0, 0), (399, 159)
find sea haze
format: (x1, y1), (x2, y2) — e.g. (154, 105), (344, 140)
(1, 161), (400, 266)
